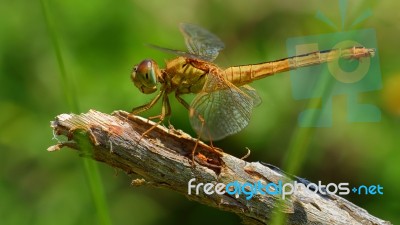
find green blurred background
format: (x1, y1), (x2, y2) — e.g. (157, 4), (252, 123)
(1, 0), (399, 224)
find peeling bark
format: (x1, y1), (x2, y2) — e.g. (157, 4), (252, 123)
(48, 110), (391, 225)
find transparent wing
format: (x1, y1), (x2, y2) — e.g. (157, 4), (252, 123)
(241, 85), (262, 107)
(189, 74), (261, 141)
(179, 23), (225, 61)
(146, 44), (201, 60)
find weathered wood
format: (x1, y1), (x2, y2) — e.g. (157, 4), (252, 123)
(48, 110), (391, 225)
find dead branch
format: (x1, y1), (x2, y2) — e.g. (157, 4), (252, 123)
(48, 110), (391, 225)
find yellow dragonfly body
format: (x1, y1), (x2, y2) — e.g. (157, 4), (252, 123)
(131, 23), (375, 141)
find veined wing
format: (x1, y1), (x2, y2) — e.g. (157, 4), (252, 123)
(146, 44), (202, 60)
(189, 73), (261, 141)
(180, 23), (225, 61)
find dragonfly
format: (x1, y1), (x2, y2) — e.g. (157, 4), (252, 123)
(130, 23), (375, 142)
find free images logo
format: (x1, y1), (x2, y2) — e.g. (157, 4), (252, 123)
(188, 178), (383, 200)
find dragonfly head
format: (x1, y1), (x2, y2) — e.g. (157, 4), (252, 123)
(131, 59), (161, 94)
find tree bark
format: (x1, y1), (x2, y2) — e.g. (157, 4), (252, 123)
(48, 110), (391, 225)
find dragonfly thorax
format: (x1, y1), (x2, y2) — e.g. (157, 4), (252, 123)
(164, 57), (212, 94)
(131, 59), (162, 94)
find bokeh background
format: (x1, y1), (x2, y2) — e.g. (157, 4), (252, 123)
(1, 0), (399, 224)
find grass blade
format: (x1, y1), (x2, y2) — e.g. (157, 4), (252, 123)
(40, 1), (112, 224)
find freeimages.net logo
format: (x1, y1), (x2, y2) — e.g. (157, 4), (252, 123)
(188, 178), (383, 200)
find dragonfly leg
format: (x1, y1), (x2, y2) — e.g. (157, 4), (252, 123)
(131, 89), (164, 115)
(141, 93), (171, 137)
(176, 93), (221, 165)
(176, 93), (203, 163)
(191, 115), (204, 163)
(175, 93), (190, 110)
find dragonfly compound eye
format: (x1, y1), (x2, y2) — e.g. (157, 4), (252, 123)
(131, 59), (159, 94)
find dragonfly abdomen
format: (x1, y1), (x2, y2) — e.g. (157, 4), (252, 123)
(223, 59), (291, 86)
(224, 47), (375, 86)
